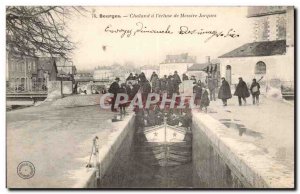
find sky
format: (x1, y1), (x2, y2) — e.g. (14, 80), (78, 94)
(67, 7), (253, 70)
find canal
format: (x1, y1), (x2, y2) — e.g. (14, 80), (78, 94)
(98, 125), (198, 188)
(96, 111), (248, 189)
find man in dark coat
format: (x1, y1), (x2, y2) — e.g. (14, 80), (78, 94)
(218, 77), (232, 106)
(126, 82), (132, 99)
(108, 77), (120, 112)
(182, 73), (189, 81)
(234, 77), (250, 106)
(150, 71), (157, 82)
(160, 75), (168, 93)
(139, 72), (146, 83)
(250, 78), (260, 105)
(207, 75), (217, 101)
(193, 82), (202, 106)
(190, 75), (197, 84)
(167, 75), (175, 97)
(200, 85), (210, 113)
(131, 83), (140, 99)
(126, 73), (135, 81)
(151, 73), (160, 93)
(140, 79), (151, 104)
(173, 71), (182, 94)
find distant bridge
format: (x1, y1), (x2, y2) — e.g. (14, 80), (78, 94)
(6, 92), (48, 106)
(7, 92), (47, 98)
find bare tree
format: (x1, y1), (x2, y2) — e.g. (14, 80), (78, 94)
(6, 6), (86, 59)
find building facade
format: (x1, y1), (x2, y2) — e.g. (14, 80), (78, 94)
(159, 53), (196, 77)
(56, 58), (77, 81)
(74, 72), (93, 82)
(219, 6), (294, 88)
(7, 54), (59, 92)
(93, 69), (112, 81)
(7, 55), (38, 92)
(187, 56), (220, 83)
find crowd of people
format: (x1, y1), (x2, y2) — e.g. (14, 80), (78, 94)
(135, 106), (192, 130)
(218, 77), (261, 106)
(126, 71), (182, 95)
(108, 70), (261, 115)
(108, 71), (183, 113)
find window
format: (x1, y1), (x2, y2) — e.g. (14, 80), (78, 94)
(261, 20), (269, 41)
(225, 65), (232, 84)
(28, 62), (32, 71)
(20, 62), (24, 72)
(255, 61), (266, 74)
(255, 18), (269, 41)
(277, 15), (286, 40)
(226, 65), (231, 70)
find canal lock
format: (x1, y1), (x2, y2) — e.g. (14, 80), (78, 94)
(97, 112), (247, 188)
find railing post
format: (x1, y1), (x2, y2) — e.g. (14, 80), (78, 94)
(86, 136), (101, 186)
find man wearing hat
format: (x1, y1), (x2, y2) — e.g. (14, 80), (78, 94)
(234, 77), (250, 106)
(173, 71), (182, 94)
(150, 71), (158, 82)
(160, 75), (168, 92)
(190, 75), (196, 84)
(207, 74), (217, 101)
(108, 77), (120, 112)
(218, 77), (232, 106)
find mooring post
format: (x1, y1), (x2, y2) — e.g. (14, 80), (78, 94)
(93, 136), (101, 184)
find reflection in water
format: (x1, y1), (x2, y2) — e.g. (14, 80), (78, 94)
(220, 119), (263, 138)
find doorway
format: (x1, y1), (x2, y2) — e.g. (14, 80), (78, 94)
(225, 65), (232, 84)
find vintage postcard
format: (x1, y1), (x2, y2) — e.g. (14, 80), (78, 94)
(6, 6), (295, 189)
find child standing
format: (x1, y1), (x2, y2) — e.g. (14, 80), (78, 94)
(200, 85), (210, 113)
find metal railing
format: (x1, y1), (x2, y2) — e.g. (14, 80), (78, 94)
(6, 82), (47, 93)
(86, 136), (101, 184)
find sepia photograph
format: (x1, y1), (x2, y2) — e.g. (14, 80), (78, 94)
(5, 5), (295, 189)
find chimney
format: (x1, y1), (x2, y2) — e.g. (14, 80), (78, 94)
(206, 56), (211, 64)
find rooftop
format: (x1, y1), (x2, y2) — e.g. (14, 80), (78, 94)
(188, 63), (216, 71)
(162, 53), (196, 64)
(247, 6), (287, 18)
(219, 40), (286, 58)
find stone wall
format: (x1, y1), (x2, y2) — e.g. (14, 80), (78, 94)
(62, 81), (73, 95)
(192, 111), (294, 188)
(219, 53), (294, 85)
(97, 118), (136, 188)
(72, 114), (135, 188)
(47, 81), (73, 101)
(193, 123), (248, 188)
(47, 81), (62, 100)
(51, 94), (102, 107)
